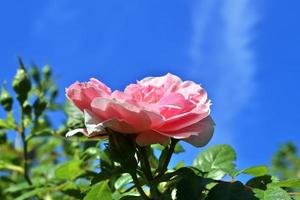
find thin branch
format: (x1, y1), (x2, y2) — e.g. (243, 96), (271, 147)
(137, 146), (153, 180)
(130, 173), (150, 200)
(20, 109), (32, 185)
(156, 139), (178, 178)
(289, 192), (300, 196)
(137, 146), (161, 199)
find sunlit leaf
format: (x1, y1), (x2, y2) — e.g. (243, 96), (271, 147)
(253, 186), (291, 200)
(234, 166), (269, 177)
(55, 160), (84, 180)
(84, 181), (112, 200)
(269, 179), (300, 189)
(114, 173), (133, 190)
(193, 144), (236, 179)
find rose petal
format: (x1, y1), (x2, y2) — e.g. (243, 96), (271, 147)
(66, 128), (87, 137)
(84, 110), (105, 136)
(143, 110), (165, 128)
(65, 128), (107, 139)
(183, 116), (215, 147)
(158, 93), (196, 119)
(156, 116), (214, 139)
(91, 98), (151, 132)
(89, 78), (111, 95)
(139, 73), (182, 92)
(66, 78), (111, 111)
(136, 130), (170, 146)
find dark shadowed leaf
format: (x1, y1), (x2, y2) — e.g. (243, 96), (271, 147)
(207, 181), (257, 200)
(176, 169), (213, 200)
(246, 175), (273, 190)
(15, 188), (47, 200)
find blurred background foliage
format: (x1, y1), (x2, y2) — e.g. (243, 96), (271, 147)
(0, 61), (99, 199)
(0, 63), (299, 199)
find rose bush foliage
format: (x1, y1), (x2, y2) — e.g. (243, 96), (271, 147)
(0, 62), (299, 200)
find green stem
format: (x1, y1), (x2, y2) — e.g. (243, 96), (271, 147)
(130, 173), (149, 200)
(20, 109), (32, 185)
(138, 146), (161, 199)
(138, 147), (153, 180)
(156, 139), (178, 178)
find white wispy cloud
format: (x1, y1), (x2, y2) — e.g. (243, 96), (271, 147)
(188, 0), (260, 144)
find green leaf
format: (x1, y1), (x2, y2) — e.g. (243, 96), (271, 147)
(0, 82), (13, 111)
(120, 196), (144, 200)
(207, 181), (257, 200)
(100, 149), (114, 169)
(0, 131), (7, 144)
(84, 181), (112, 200)
(55, 160), (84, 180)
(91, 168), (124, 185)
(174, 143), (185, 154)
(0, 113), (17, 130)
(269, 179), (300, 189)
(62, 188), (84, 199)
(114, 173), (133, 190)
(0, 119), (10, 129)
(82, 147), (101, 161)
(4, 182), (34, 193)
(15, 188), (47, 200)
(174, 161), (185, 170)
(235, 166), (269, 177)
(65, 100), (84, 129)
(30, 66), (41, 84)
(152, 144), (164, 151)
(6, 112), (17, 129)
(42, 65), (52, 80)
(246, 175), (273, 190)
(176, 170), (213, 200)
(193, 144), (236, 179)
(0, 160), (24, 174)
(253, 186), (292, 200)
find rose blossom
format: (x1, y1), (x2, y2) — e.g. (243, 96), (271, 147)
(66, 73), (214, 147)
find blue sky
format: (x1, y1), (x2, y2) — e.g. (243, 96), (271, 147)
(1, 0), (299, 169)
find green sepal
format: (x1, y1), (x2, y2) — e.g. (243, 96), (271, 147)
(12, 67), (31, 104)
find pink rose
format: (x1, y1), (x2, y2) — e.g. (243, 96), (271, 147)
(66, 73), (214, 147)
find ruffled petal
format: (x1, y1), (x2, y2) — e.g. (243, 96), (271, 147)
(183, 116), (215, 147)
(66, 128), (87, 137)
(135, 130), (170, 146)
(85, 109), (138, 134)
(158, 93), (196, 119)
(66, 78), (111, 111)
(139, 73), (182, 92)
(91, 98), (151, 133)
